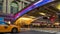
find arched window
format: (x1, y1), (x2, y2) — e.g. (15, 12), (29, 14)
(10, 1), (19, 14)
(0, 0), (3, 13)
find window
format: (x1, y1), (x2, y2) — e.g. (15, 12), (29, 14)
(24, 3), (28, 7)
(0, 0), (3, 13)
(10, 1), (19, 14)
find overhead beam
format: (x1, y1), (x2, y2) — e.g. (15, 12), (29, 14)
(20, 0), (31, 4)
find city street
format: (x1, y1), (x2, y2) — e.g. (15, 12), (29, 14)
(0, 0), (60, 34)
(4, 30), (56, 34)
(4, 28), (60, 34)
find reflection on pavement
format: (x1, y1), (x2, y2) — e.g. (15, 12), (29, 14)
(2, 28), (60, 34)
(4, 33), (19, 34)
(3, 30), (56, 34)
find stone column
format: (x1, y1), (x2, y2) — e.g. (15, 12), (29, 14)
(7, 0), (14, 14)
(3, 0), (6, 13)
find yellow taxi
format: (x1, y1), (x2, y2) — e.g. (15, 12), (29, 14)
(0, 21), (20, 33)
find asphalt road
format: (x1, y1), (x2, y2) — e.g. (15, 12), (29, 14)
(3, 28), (60, 34)
(4, 30), (56, 34)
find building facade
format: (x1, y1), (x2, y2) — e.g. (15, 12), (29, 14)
(0, 0), (32, 21)
(0, 0), (32, 15)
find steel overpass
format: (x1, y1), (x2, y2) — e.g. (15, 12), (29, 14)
(13, 0), (55, 25)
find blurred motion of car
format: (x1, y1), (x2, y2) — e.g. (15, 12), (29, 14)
(31, 21), (48, 27)
(51, 22), (60, 28)
(54, 22), (60, 26)
(47, 21), (60, 28)
(0, 21), (20, 33)
(32, 22), (41, 27)
(31, 17), (48, 27)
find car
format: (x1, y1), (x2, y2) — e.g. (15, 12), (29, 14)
(32, 22), (41, 27)
(0, 21), (20, 33)
(46, 22), (60, 28)
(51, 22), (60, 28)
(31, 17), (49, 27)
(31, 21), (48, 27)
